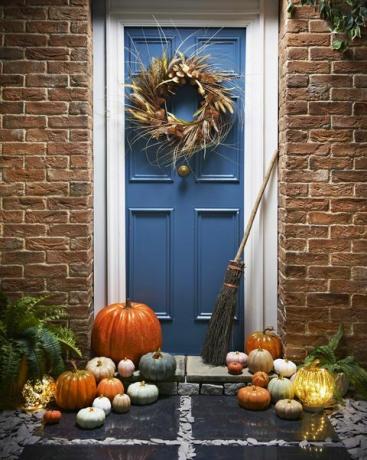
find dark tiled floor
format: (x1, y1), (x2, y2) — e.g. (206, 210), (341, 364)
(194, 446), (351, 460)
(38, 396), (179, 440)
(20, 445), (179, 460)
(191, 396), (338, 442)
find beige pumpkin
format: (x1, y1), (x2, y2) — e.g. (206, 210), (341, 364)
(86, 357), (116, 382)
(275, 399), (303, 420)
(112, 393), (131, 413)
(248, 348), (273, 374)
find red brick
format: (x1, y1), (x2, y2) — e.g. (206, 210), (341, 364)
(48, 7), (88, 20)
(3, 88), (46, 101)
(286, 33), (330, 47)
(48, 116), (90, 128)
(331, 199), (366, 212)
(26, 182), (68, 196)
(0, 102), (24, 114)
(25, 47), (69, 60)
(310, 183), (354, 197)
(310, 129), (352, 143)
(333, 61), (367, 73)
(310, 74), (353, 87)
(48, 224), (90, 237)
(3, 197), (45, 210)
(26, 237), (68, 251)
(5, 33), (47, 47)
(3, 115), (46, 129)
(307, 293), (350, 308)
(3, 251), (45, 264)
(308, 266), (350, 279)
(26, 210), (68, 223)
(0, 20), (25, 33)
(332, 88), (367, 101)
(26, 129), (68, 142)
(48, 88), (88, 101)
(287, 61), (330, 74)
(5, 7), (47, 19)
(26, 102), (68, 115)
(48, 34), (88, 47)
(333, 170), (367, 183)
(24, 264), (67, 278)
(26, 20), (69, 33)
(3, 60), (46, 74)
(353, 240), (367, 252)
(330, 280), (367, 294)
(26, 74), (68, 87)
(309, 101), (351, 115)
(3, 142), (46, 155)
(3, 224), (46, 238)
(0, 129), (24, 142)
(0, 47), (24, 60)
(332, 253), (367, 266)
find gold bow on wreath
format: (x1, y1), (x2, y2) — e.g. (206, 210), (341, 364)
(126, 51), (236, 166)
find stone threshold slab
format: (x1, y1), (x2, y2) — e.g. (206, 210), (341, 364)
(186, 356), (253, 383)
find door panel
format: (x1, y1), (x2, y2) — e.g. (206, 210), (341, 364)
(125, 27), (246, 354)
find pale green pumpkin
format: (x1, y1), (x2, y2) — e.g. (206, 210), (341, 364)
(139, 349), (176, 382)
(268, 376), (294, 402)
(76, 407), (105, 429)
(127, 381), (159, 405)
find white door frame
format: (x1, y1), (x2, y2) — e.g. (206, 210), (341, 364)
(93, 0), (279, 337)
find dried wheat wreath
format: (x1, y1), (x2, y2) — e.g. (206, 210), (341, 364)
(127, 51), (236, 165)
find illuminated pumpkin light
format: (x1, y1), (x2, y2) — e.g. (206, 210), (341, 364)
(22, 375), (56, 411)
(293, 360), (335, 412)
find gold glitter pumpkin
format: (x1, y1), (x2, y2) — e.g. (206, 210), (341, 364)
(22, 375), (56, 411)
(293, 361), (335, 411)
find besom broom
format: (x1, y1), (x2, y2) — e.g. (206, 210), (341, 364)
(201, 149), (279, 365)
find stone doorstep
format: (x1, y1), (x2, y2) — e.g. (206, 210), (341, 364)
(119, 355), (274, 396)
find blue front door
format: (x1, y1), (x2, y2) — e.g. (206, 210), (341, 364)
(125, 27), (245, 354)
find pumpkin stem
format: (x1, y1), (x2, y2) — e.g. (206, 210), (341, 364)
(263, 326), (274, 334)
(97, 360), (102, 367)
(140, 381), (145, 386)
(125, 299), (133, 308)
(70, 360), (78, 372)
(153, 348), (162, 359)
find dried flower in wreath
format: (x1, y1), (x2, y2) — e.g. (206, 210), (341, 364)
(126, 51), (236, 165)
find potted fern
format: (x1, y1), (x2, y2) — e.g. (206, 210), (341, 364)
(0, 293), (82, 408)
(303, 325), (367, 399)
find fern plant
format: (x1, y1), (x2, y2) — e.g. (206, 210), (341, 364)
(0, 292), (81, 404)
(303, 324), (367, 399)
(288, 0), (367, 50)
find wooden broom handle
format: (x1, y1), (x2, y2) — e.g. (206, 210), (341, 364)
(234, 150), (279, 262)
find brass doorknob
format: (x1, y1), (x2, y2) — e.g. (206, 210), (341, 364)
(177, 164), (191, 177)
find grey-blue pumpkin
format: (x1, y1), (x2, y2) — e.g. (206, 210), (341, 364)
(139, 349), (176, 381)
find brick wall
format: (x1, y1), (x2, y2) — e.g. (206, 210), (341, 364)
(0, 0), (93, 353)
(279, 1), (367, 365)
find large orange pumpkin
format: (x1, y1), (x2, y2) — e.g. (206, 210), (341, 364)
(245, 327), (282, 359)
(92, 301), (162, 364)
(55, 362), (97, 410)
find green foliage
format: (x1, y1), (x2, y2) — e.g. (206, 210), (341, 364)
(288, 0), (367, 50)
(0, 293), (81, 402)
(303, 325), (367, 399)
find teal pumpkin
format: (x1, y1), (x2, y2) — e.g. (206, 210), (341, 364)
(139, 349), (176, 382)
(268, 376), (294, 402)
(127, 381), (159, 405)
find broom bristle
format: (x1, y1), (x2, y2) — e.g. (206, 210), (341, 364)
(201, 260), (244, 365)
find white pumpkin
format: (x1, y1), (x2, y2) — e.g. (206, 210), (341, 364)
(248, 348), (273, 374)
(76, 407), (105, 429)
(268, 376), (294, 402)
(127, 381), (159, 405)
(118, 358), (135, 378)
(112, 393), (131, 413)
(275, 399), (303, 420)
(92, 395), (111, 416)
(86, 357), (116, 382)
(226, 351), (248, 367)
(274, 358), (297, 377)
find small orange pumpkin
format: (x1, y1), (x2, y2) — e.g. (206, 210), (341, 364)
(97, 377), (124, 401)
(237, 385), (271, 410)
(55, 362), (97, 410)
(43, 410), (62, 425)
(246, 327), (282, 359)
(227, 362), (243, 375)
(252, 371), (270, 388)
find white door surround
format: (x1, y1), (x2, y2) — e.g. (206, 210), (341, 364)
(93, 0), (279, 338)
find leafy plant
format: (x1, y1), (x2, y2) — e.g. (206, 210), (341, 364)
(288, 0), (367, 51)
(303, 324), (367, 399)
(0, 293), (81, 403)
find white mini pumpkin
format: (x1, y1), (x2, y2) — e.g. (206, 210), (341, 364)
(112, 393), (131, 413)
(86, 357), (116, 382)
(127, 381), (159, 405)
(274, 358), (297, 377)
(118, 358), (135, 378)
(275, 399), (303, 420)
(76, 407), (105, 429)
(92, 395), (111, 416)
(226, 351), (248, 367)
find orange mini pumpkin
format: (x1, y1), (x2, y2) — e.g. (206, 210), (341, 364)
(97, 377), (124, 401)
(227, 362), (243, 375)
(246, 327), (282, 359)
(237, 385), (271, 410)
(92, 301), (162, 364)
(55, 362), (97, 410)
(252, 371), (270, 388)
(43, 410), (62, 425)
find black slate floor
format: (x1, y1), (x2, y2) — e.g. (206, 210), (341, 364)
(19, 396), (351, 460)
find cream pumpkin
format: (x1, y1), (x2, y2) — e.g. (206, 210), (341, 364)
(86, 357), (116, 382)
(248, 348), (273, 374)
